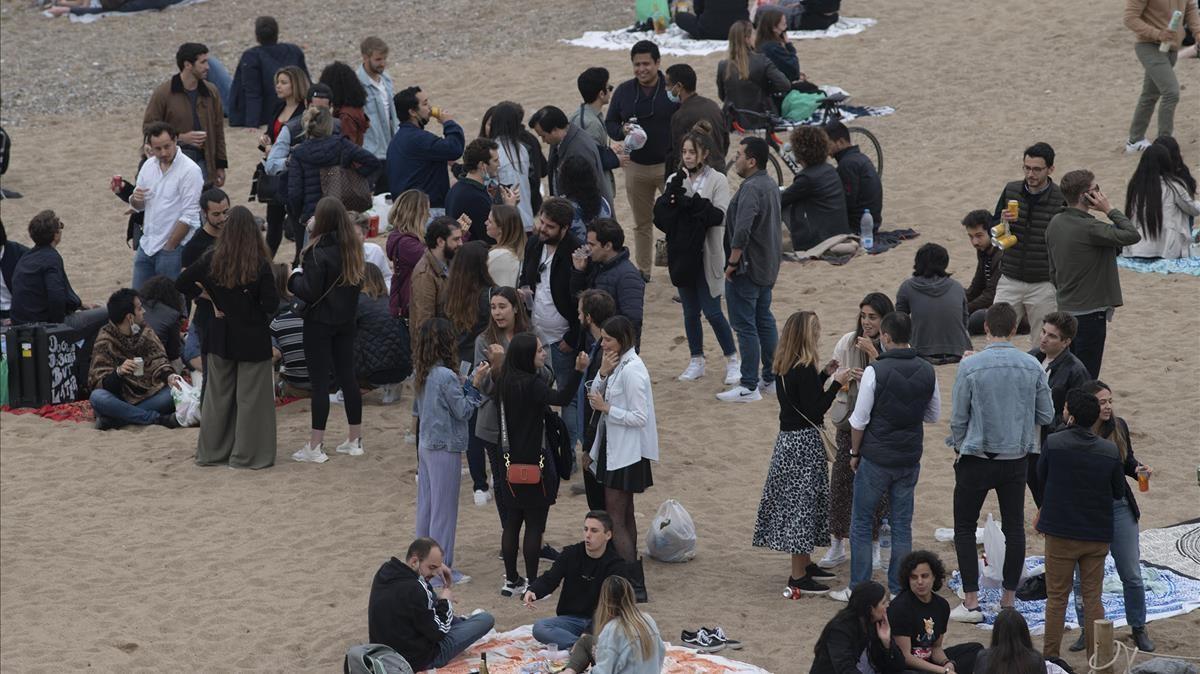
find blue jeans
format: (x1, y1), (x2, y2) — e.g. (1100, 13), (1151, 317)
(1073, 498), (1146, 629)
(89, 386), (174, 426)
(850, 457), (919, 595)
(183, 320), (202, 363)
(724, 274), (777, 389)
(206, 54), (233, 117)
(424, 613), (496, 669)
(549, 340), (580, 452)
(533, 614), (592, 649)
(678, 275), (736, 358)
(132, 246), (184, 291)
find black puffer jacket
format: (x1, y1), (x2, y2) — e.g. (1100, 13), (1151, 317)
(993, 179), (1066, 284)
(286, 133), (380, 223)
(354, 294), (411, 384)
(653, 173), (725, 288)
(288, 230), (362, 327)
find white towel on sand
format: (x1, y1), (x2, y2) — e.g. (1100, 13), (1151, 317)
(563, 17), (877, 56)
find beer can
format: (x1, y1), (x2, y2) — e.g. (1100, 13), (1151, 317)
(1006, 200), (1020, 221)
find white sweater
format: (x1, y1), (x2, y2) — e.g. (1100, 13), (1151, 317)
(666, 165), (732, 298)
(589, 349), (659, 471)
(1123, 178), (1200, 259)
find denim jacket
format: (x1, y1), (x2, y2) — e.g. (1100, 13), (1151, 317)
(357, 64), (399, 160)
(415, 365), (482, 452)
(948, 341), (1054, 457)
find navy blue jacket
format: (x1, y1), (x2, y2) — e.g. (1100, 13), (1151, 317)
(445, 177), (495, 244)
(1037, 426), (1125, 542)
(286, 134), (381, 224)
(605, 72), (679, 166)
(833, 145), (883, 231)
(1, 239), (29, 318)
(861, 348), (936, 467)
(386, 120), (465, 206)
(758, 41), (801, 82)
(227, 43), (309, 128)
(10, 245), (82, 324)
(569, 248), (646, 339)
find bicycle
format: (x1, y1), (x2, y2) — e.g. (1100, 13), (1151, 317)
(723, 92), (884, 187)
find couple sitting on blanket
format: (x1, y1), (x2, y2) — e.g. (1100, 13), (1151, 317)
(676, 0), (840, 41)
(368, 512), (665, 673)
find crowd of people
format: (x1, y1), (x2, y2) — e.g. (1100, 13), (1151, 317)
(2, 4), (1198, 672)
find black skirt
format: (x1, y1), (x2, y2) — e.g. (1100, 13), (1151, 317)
(595, 426), (654, 494)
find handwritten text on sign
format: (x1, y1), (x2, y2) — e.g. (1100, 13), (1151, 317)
(47, 334), (79, 403)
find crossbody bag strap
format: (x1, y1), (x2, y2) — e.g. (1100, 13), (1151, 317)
(779, 375), (826, 431)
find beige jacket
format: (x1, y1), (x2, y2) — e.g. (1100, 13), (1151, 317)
(408, 249), (447, 331)
(1124, 0), (1200, 48)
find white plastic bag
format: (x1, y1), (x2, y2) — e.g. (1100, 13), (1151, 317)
(172, 376), (202, 427)
(981, 513), (1005, 583)
(646, 499), (696, 563)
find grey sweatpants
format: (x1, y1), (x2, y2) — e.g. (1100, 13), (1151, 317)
(1129, 41), (1180, 142)
(416, 446), (463, 568)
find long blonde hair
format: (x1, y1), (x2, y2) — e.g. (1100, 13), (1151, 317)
(725, 20), (754, 80)
(305, 197), (365, 286)
(388, 189), (429, 239)
(773, 310), (820, 375)
(490, 204), (526, 260)
(592, 576), (656, 661)
(275, 65), (310, 106)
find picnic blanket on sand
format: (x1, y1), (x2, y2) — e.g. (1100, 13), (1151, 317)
(782, 228), (921, 265)
(563, 18), (876, 56)
(430, 625), (769, 674)
(43, 0), (206, 23)
(947, 550), (1200, 634)
(1, 395), (302, 423)
(1116, 255), (1200, 276)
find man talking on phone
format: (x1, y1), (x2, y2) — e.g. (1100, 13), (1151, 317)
(1044, 170), (1141, 379)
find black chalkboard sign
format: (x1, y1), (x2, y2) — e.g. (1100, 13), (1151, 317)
(5, 324), (82, 407)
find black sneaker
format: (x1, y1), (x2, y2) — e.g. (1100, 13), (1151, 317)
(680, 629), (725, 654)
(788, 575), (831, 596)
(157, 413), (181, 429)
(540, 544), (559, 561)
(806, 562), (836, 579)
(702, 626), (742, 650)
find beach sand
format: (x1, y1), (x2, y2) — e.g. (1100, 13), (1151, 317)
(1, 0), (1198, 671)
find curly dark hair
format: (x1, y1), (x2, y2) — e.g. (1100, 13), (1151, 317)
(318, 61), (367, 109)
(788, 125), (829, 168)
(28, 210), (63, 247)
(897, 550), (946, 593)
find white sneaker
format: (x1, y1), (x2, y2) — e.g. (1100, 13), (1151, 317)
(335, 438), (364, 456)
(678, 357), (706, 381)
(828, 587), (852, 602)
(872, 541), (882, 570)
(716, 385), (762, 403)
(1125, 138), (1152, 153)
(329, 390), (344, 405)
(818, 540), (849, 569)
(474, 489), (492, 506)
(404, 432), (416, 445)
(291, 442), (329, 464)
(500, 577), (527, 597)
(760, 380), (777, 396)
(949, 603), (985, 624)
(724, 356), (741, 385)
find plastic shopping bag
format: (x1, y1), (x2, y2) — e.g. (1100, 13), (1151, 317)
(981, 512), (1005, 584)
(172, 375), (202, 427)
(646, 499), (696, 563)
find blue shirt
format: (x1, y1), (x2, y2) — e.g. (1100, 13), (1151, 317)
(948, 341), (1054, 457)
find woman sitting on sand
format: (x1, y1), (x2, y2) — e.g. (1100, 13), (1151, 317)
(780, 125), (847, 251)
(1121, 143), (1200, 260)
(752, 310), (849, 596)
(560, 576), (666, 674)
(974, 608), (1071, 674)
(716, 20), (791, 119)
(811, 580), (905, 672)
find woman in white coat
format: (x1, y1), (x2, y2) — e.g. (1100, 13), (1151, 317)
(586, 315), (658, 599)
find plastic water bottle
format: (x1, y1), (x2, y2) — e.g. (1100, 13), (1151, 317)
(1161, 10), (1183, 52)
(860, 209), (875, 251)
(878, 518), (892, 571)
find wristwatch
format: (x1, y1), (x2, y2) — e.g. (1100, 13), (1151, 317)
(848, 452), (860, 458)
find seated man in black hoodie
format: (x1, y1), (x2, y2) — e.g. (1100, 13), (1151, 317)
(524, 511), (628, 648)
(368, 538), (495, 670)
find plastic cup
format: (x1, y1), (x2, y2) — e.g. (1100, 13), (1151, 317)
(1137, 468), (1150, 492)
(133, 357), (144, 376)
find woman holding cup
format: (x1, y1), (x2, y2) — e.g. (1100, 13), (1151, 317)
(1067, 379), (1155, 653)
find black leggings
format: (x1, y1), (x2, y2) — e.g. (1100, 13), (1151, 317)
(303, 320), (362, 431)
(265, 202), (286, 258)
(502, 505), (549, 583)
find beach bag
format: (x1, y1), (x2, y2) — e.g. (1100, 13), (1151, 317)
(320, 156), (373, 213)
(344, 643), (414, 674)
(981, 513), (1006, 583)
(829, 380), (857, 431)
(172, 377), (202, 427)
(636, 0), (670, 23)
(780, 90), (825, 122)
(647, 499), (697, 563)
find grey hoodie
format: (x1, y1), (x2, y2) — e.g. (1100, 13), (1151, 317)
(895, 275), (972, 358)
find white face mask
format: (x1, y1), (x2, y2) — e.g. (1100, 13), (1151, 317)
(130, 323), (142, 335)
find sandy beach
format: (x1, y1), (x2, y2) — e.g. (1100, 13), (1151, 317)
(1, 0), (1198, 671)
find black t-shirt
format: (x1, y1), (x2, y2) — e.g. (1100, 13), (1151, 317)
(887, 591), (949, 662)
(182, 228), (217, 268)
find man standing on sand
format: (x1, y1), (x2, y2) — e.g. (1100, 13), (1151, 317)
(1045, 170), (1142, 379)
(387, 86), (464, 213)
(129, 123), (203, 289)
(1122, 0), (1200, 151)
(989, 142), (1066, 348)
(717, 137), (781, 403)
(569, 67), (621, 196)
(605, 40), (679, 279)
(144, 43), (227, 187)
(664, 63), (729, 177)
(358, 36), (400, 194)
(530, 106), (612, 208)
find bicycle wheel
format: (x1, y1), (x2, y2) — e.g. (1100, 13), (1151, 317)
(848, 126), (883, 178)
(725, 152), (786, 191)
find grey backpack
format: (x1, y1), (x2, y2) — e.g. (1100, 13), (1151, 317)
(344, 644), (414, 674)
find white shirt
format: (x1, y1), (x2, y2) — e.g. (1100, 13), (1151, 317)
(132, 147), (203, 256)
(363, 242), (392, 292)
(487, 247), (521, 288)
(532, 246), (569, 347)
(848, 363), (942, 431)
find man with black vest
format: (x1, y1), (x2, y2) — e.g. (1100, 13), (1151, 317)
(990, 142), (1066, 348)
(946, 303), (1053, 624)
(830, 311), (940, 601)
